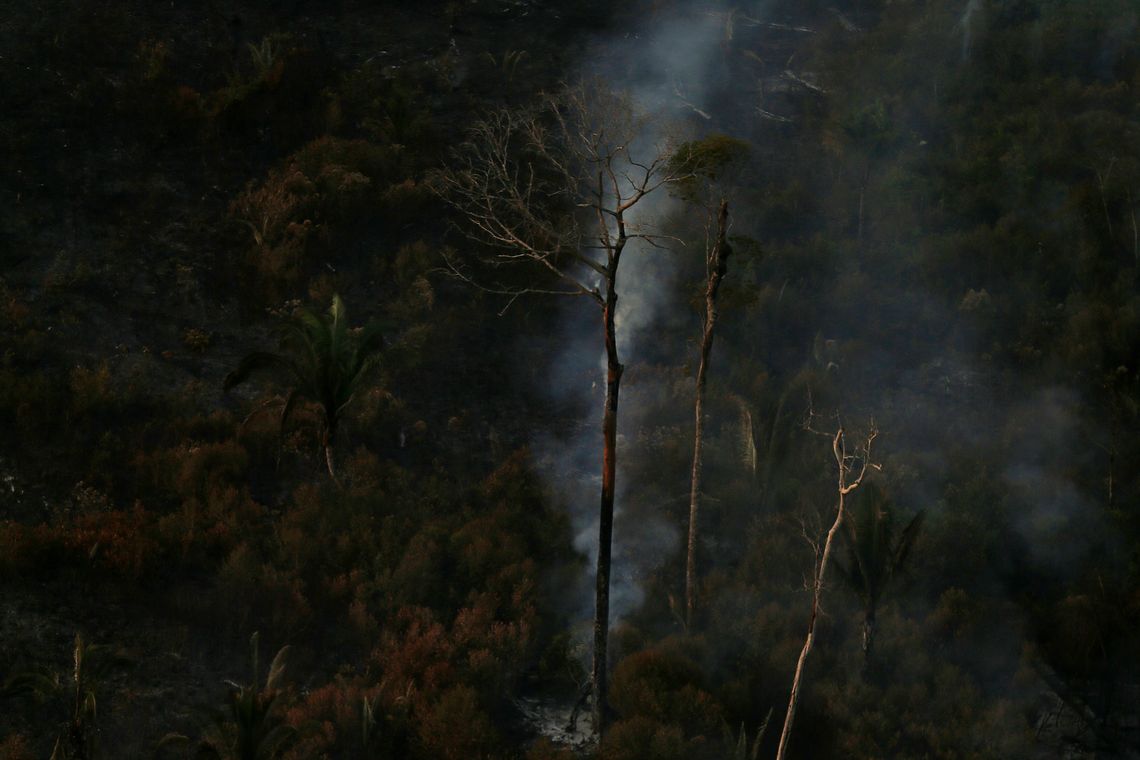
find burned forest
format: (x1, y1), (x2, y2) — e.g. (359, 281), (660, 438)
(2, 1), (1140, 758)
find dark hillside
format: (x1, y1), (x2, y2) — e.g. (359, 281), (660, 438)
(1, 1), (1139, 758)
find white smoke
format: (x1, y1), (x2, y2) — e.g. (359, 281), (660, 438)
(1003, 387), (1108, 574)
(959, 0), (981, 61)
(531, 2), (734, 629)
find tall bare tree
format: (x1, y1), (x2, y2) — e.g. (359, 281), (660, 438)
(434, 83), (688, 734)
(775, 418), (878, 760)
(685, 198), (730, 629)
(666, 134), (749, 630)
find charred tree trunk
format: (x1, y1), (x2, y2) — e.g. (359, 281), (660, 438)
(435, 88), (682, 740)
(685, 200), (731, 629)
(592, 254), (623, 736)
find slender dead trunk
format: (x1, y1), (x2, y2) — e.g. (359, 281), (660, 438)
(775, 481), (845, 760)
(324, 444), (339, 485)
(862, 607), (876, 661)
(856, 162), (871, 250)
(592, 256), (623, 736)
(776, 427), (874, 760)
(1107, 399), (1118, 511)
(1096, 161), (1115, 241)
(759, 390), (789, 512)
(1106, 436), (1115, 511)
(323, 424), (341, 488)
(1128, 190), (1137, 267)
(686, 200), (731, 629)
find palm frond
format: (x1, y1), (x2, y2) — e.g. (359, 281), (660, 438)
(336, 353), (384, 416)
(153, 732), (190, 759)
(846, 483), (885, 596)
(264, 645), (290, 691)
(2, 670), (60, 701)
(891, 510), (926, 576)
(753, 707), (773, 759)
(279, 389), (302, 433)
(281, 311), (327, 374)
(362, 689), (385, 748)
(249, 631), (260, 686)
(291, 307), (327, 339)
(328, 293), (349, 368)
(194, 738), (225, 759)
(351, 322), (386, 375)
(723, 708), (772, 760)
(224, 352), (297, 391)
(840, 483), (926, 619)
(226, 294), (384, 482)
(255, 724), (298, 760)
(831, 552), (858, 593)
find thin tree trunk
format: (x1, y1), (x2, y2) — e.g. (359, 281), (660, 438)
(862, 607), (876, 661)
(324, 442), (341, 488)
(686, 200), (730, 629)
(776, 427), (873, 760)
(592, 264), (623, 736)
(1107, 447), (1115, 511)
(759, 390), (789, 512)
(1096, 162), (1115, 241)
(775, 493), (844, 760)
(1128, 190), (1137, 267)
(1107, 402), (1117, 511)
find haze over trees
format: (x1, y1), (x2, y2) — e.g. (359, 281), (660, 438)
(1, 1), (1139, 758)
(435, 82), (694, 733)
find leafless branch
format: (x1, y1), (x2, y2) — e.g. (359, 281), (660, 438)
(438, 247), (600, 313)
(431, 82), (695, 737)
(431, 80), (695, 313)
(777, 415), (879, 760)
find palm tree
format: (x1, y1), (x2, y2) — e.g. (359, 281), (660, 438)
(2, 633), (125, 760)
(834, 482), (924, 661)
(157, 633), (296, 760)
(224, 294), (383, 484)
(208, 633), (295, 760)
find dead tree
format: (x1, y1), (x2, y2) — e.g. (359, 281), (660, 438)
(666, 134), (749, 630)
(775, 418), (878, 760)
(433, 83), (688, 735)
(685, 199), (731, 629)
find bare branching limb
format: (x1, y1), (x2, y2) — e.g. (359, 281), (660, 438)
(432, 80), (691, 737)
(775, 418), (878, 760)
(438, 247), (600, 313)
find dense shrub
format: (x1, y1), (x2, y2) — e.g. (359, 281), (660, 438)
(609, 643), (723, 740)
(231, 137), (411, 293)
(599, 716), (701, 760)
(413, 685), (500, 760)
